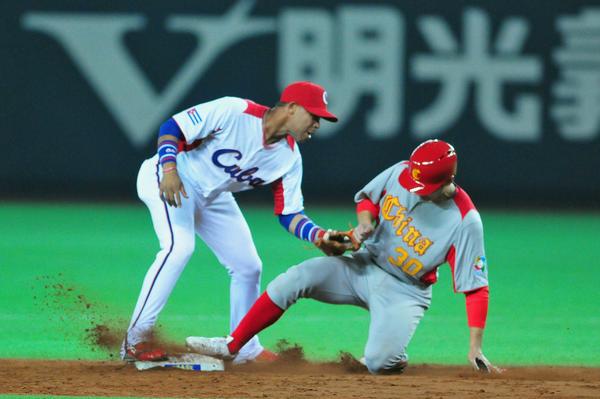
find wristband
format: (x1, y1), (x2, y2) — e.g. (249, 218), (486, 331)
(162, 166), (177, 174)
(278, 212), (325, 242)
(158, 140), (178, 166)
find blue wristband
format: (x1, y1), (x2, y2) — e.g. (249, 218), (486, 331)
(278, 212), (323, 242)
(158, 140), (178, 166)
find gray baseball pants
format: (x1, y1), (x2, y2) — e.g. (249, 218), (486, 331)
(267, 251), (431, 374)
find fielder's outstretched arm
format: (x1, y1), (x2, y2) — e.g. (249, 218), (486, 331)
(278, 212), (352, 256)
(277, 199), (378, 255)
(278, 211), (326, 242)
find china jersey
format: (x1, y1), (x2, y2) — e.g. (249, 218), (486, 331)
(172, 97), (303, 214)
(354, 162), (489, 292)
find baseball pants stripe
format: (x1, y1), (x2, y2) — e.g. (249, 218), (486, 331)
(127, 162), (176, 342)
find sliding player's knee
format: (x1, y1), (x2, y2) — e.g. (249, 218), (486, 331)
(364, 349), (408, 375)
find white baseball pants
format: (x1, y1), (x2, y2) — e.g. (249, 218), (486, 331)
(126, 156), (263, 360)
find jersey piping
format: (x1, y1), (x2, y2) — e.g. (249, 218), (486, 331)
(446, 245), (458, 292)
(243, 99), (268, 119)
(244, 99), (296, 151)
(272, 178), (285, 215)
(453, 186), (476, 219)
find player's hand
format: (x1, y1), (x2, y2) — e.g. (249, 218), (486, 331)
(352, 223), (374, 244)
(315, 230), (355, 256)
(468, 349), (504, 373)
(159, 170), (188, 207)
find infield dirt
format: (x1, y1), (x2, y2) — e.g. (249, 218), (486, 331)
(1, 358), (599, 399)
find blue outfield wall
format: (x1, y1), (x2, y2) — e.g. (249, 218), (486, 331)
(2, 0), (600, 206)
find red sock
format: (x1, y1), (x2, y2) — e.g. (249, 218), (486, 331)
(228, 291), (285, 354)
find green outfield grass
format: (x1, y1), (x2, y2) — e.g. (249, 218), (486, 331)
(0, 202), (599, 366)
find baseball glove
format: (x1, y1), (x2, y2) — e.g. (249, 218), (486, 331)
(314, 229), (361, 256)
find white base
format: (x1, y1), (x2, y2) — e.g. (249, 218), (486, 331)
(135, 353), (225, 372)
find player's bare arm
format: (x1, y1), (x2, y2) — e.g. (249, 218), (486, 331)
(353, 210), (375, 243)
(157, 134), (188, 208)
(468, 327), (503, 373)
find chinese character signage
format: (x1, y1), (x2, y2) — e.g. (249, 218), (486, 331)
(3, 1), (600, 204)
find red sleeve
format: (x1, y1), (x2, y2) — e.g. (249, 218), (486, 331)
(465, 286), (489, 328)
(356, 199), (379, 220)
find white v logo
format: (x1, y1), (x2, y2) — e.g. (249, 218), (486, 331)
(22, 1), (275, 148)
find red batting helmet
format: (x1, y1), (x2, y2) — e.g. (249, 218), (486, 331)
(399, 139), (457, 196)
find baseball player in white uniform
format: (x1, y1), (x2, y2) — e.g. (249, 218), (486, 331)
(186, 140), (502, 374)
(122, 82), (339, 363)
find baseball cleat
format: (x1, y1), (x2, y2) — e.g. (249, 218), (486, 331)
(123, 342), (168, 362)
(185, 336), (235, 360)
(255, 349), (278, 362)
(233, 348), (279, 364)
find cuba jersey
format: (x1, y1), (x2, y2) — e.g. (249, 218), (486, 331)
(354, 162), (489, 292)
(172, 97), (304, 214)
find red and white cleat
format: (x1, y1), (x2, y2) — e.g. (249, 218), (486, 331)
(123, 342), (168, 362)
(254, 349), (278, 362)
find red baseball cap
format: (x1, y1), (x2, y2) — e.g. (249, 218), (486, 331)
(399, 139), (457, 196)
(280, 81), (338, 122)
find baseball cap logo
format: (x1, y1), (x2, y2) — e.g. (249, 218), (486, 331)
(411, 168), (421, 181)
(322, 91), (328, 105)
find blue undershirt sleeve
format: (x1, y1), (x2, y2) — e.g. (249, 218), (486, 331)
(159, 118), (183, 140)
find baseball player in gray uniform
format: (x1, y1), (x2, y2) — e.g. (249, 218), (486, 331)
(186, 139), (501, 374)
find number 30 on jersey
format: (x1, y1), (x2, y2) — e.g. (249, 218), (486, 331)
(388, 247), (423, 276)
